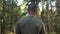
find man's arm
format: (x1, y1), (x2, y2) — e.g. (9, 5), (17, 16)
(39, 23), (46, 34)
(16, 23), (21, 34)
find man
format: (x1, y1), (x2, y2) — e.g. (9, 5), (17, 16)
(16, 4), (46, 34)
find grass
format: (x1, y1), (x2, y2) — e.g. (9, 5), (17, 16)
(48, 32), (56, 34)
(5, 30), (56, 34)
(5, 30), (15, 34)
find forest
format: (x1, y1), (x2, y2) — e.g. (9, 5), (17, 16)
(0, 0), (60, 34)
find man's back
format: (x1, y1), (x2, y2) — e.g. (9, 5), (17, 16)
(16, 16), (45, 34)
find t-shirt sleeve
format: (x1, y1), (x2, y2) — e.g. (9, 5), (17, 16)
(16, 22), (21, 34)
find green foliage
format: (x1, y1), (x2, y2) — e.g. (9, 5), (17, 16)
(0, 0), (60, 34)
(0, 0), (21, 31)
(0, 0), (3, 34)
(24, 0), (41, 5)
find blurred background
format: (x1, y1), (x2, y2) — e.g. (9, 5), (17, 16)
(0, 0), (60, 34)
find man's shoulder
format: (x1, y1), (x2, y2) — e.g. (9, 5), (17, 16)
(17, 16), (29, 23)
(35, 18), (43, 23)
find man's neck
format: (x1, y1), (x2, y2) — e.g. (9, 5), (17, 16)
(28, 11), (35, 16)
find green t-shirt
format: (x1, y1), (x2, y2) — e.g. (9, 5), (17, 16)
(16, 16), (46, 34)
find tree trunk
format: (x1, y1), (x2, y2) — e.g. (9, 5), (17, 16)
(1, 0), (6, 34)
(55, 0), (60, 34)
(56, 0), (60, 14)
(46, 0), (50, 33)
(41, 0), (44, 21)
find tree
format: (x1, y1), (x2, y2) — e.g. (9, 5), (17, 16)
(54, 0), (60, 34)
(0, 0), (3, 34)
(1, 0), (6, 34)
(1, 0), (20, 34)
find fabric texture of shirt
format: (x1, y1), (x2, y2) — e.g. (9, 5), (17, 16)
(16, 16), (46, 34)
